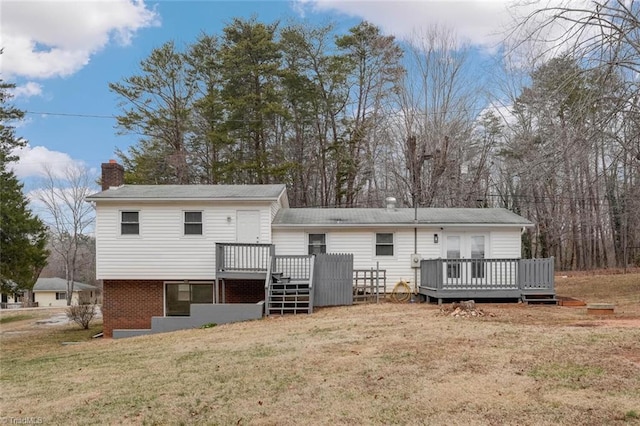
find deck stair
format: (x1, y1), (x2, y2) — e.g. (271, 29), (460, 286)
(267, 274), (311, 315)
(265, 256), (314, 316)
(521, 294), (558, 305)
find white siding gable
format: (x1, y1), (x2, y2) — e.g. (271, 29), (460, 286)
(95, 200), (276, 280)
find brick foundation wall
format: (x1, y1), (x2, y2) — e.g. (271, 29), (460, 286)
(102, 280), (164, 338)
(222, 280), (265, 304)
(102, 279), (265, 338)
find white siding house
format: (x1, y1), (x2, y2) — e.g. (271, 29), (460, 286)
(272, 207), (531, 291)
(1, 278), (97, 308)
(87, 168), (542, 337)
(87, 185), (288, 280)
(33, 277), (98, 307)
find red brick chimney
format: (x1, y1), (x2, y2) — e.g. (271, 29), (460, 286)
(101, 159), (124, 191)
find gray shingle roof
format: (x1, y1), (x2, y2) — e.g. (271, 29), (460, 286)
(86, 184), (287, 201)
(272, 208), (533, 227)
(33, 278), (97, 292)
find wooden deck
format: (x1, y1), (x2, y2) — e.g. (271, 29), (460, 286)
(215, 243), (274, 302)
(215, 242), (274, 277)
(215, 243), (315, 313)
(419, 257), (555, 304)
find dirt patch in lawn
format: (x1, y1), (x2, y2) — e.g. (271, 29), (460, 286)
(0, 307), (103, 338)
(0, 308), (68, 335)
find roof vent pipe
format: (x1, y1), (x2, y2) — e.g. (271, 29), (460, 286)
(385, 197), (397, 210)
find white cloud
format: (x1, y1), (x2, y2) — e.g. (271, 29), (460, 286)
(10, 82), (43, 99)
(296, 0), (514, 50)
(480, 102), (516, 127)
(504, 1), (598, 65)
(1, 0), (159, 79)
(9, 144), (82, 179)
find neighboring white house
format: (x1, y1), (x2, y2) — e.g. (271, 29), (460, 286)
(33, 277), (98, 307)
(1, 278), (96, 308)
(0, 281), (24, 307)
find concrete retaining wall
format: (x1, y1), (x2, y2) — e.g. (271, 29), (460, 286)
(113, 302), (264, 339)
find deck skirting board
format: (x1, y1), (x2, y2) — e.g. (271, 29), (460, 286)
(419, 287), (522, 300)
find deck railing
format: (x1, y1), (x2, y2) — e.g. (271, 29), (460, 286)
(519, 258), (555, 292)
(216, 243), (274, 272)
(265, 255), (315, 316)
(273, 255), (314, 282)
(420, 258), (554, 292)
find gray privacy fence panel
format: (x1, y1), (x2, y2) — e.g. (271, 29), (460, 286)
(313, 253), (354, 307)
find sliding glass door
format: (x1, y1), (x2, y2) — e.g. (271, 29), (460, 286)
(165, 282), (214, 316)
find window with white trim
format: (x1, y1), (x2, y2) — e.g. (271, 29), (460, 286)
(55, 292), (66, 300)
(121, 211), (139, 235)
(308, 233), (326, 255)
(184, 211), (203, 235)
(375, 233), (394, 256)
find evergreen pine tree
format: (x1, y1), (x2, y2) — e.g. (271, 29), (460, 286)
(0, 79), (49, 293)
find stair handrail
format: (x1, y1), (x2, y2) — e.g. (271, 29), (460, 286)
(308, 255), (315, 314)
(264, 256), (273, 317)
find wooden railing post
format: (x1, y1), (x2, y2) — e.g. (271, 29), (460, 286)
(264, 257), (272, 316)
(308, 256), (315, 314)
(215, 243), (223, 271)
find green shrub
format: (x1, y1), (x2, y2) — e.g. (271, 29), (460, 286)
(200, 323), (217, 329)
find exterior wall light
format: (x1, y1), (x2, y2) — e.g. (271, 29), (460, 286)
(434, 234), (439, 244)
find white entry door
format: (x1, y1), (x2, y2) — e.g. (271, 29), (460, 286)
(444, 233), (487, 282)
(236, 210), (261, 243)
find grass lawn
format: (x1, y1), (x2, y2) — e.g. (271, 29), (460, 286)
(0, 274), (639, 425)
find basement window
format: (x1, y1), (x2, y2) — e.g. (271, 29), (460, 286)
(184, 211), (203, 235)
(165, 282), (214, 316)
(121, 211), (139, 235)
(375, 233), (394, 256)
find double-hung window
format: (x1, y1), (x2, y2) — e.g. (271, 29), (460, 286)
(121, 211), (139, 235)
(375, 233), (394, 256)
(308, 233), (326, 255)
(184, 211), (203, 235)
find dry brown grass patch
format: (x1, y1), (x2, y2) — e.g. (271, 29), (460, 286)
(0, 274), (639, 425)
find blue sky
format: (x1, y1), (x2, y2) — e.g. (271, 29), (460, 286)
(3, 0), (524, 190)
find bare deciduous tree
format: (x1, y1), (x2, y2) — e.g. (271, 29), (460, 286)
(503, 0), (640, 268)
(67, 302), (98, 329)
(509, 0), (640, 159)
(391, 26), (483, 208)
(36, 164), (96, 305)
